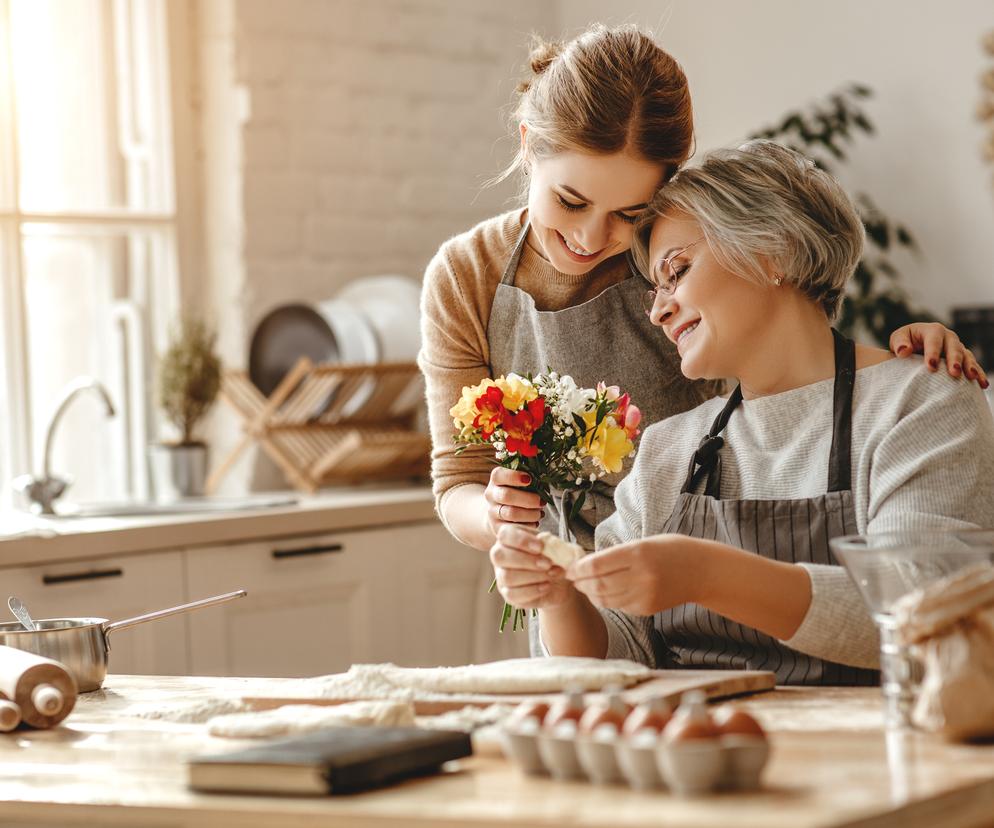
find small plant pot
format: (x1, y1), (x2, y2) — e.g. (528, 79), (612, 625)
(148, 443), (207, 502)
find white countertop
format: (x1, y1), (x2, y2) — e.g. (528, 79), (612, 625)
(0, 484), (437, 569)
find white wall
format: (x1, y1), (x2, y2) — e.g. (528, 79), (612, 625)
(558, 1), (994, 319)
(226, 0), (554, 338)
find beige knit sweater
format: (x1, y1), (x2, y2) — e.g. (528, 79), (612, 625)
(418, 209), (635, 510)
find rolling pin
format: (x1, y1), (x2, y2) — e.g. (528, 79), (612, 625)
(0, 693), (20, 731)
(0, 645), (77, 728)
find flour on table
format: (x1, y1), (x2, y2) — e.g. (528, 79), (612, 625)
(207, 700), (416, 739)
(414, 703), (515, 732)
(126, 697), (249, 724)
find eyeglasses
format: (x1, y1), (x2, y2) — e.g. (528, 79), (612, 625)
(641, 238), (705, 314)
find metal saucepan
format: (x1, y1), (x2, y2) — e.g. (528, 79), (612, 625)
(0, 590), (246, 692)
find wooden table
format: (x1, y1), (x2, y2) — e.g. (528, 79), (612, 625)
(1, 675), (993, 828)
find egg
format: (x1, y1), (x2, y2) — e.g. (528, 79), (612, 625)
(662, 690), (719, 743)
(578, 692), (631, 737)
(543, 689), (586, 732)
(622, 696), (673, 737)
(508, 701), (551, 730)
(713, 706), (766, 739)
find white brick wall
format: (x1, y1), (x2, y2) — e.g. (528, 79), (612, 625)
(195, 0), (556, 491)
(230, 0), (553, 339)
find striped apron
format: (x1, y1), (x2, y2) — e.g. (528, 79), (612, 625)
(651, 329), (880, 686)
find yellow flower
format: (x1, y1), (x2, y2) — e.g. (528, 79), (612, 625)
(494, 374), (537, 412)
(582, 412), (633, 474)
(449, 378), (498, 430)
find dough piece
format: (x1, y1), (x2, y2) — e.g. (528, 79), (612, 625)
(207, 700), (416, 739)
(318, 657), (652, 696)
(537, 531), (585, 569)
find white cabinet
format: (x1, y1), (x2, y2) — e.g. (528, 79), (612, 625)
(185, 521), (491, 678)
(0, 550), (189, 676)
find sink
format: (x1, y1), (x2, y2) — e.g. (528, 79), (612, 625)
(52, 494), (298, 518)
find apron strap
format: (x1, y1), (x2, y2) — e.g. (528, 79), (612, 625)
(827, 328), (856, 493)
(680, 328), (856, 498)
(499, 216), (531, 287)
(681, 384), (743, 497)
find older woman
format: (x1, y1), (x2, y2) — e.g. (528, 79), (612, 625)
(490, 140), (994, 683)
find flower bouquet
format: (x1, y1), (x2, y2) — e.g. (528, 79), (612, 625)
(450, 371), (641, 631)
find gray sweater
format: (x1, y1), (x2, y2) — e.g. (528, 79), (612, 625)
(590, 356), (994, 670)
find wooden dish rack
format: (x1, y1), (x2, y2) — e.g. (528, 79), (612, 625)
(206, 357), (430, 494)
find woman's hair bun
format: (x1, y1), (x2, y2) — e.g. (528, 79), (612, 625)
(516, 37), (563, 94)
(529, 39), (563, 74)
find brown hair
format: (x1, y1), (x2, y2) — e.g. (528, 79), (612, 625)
(500, 24), (694, 182)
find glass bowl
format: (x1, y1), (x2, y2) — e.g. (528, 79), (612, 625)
(830, 530), (994, 727)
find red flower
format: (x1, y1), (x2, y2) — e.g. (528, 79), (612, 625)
(503, 397), (546, 457)
(473, 385), (505, 438)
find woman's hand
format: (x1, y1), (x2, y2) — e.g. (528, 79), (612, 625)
(890, 322), (989, 388)
(565, 535), (701, 616)
(489, 524), (576, 610)
(484, 467), (544, 536)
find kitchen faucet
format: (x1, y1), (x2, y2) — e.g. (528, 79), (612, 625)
(12, 377), (117, 515)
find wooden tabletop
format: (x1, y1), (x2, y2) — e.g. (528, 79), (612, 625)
(1, 674), (994, 828)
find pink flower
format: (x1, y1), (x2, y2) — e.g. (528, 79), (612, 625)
(613, 392), (641, 440)
(597, 382), (622, 401)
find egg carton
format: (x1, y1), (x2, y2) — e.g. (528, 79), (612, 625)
(500, 721), (769, 795)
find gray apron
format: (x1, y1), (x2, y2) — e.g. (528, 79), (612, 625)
(651, 329), (879, 686)
(487, 218), (711, 549)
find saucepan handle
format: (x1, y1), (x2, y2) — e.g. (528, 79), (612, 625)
(103, 590), (247, 638)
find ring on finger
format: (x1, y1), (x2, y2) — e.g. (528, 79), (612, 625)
(498, 504), (507, 521)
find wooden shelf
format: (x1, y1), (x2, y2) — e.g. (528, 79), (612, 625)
(207, 357), (430, 493)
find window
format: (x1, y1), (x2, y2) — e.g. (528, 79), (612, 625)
(0, 0), (180, 509)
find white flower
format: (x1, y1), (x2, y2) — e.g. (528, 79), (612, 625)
(589, 472), (597, 482)
(555, 374), (596, 415)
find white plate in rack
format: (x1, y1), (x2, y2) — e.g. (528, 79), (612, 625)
(335, 275), (423, 416)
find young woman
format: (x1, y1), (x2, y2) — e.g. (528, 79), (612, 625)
(489, 141), (994, 683)
(420, 24), (986, 560)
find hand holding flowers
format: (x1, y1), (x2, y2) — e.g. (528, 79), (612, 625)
(450, 371), (641, 630)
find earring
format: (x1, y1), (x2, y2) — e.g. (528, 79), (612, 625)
(773, 276), (783, 286)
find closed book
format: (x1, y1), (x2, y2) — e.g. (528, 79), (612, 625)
(187, 726), (473, 796)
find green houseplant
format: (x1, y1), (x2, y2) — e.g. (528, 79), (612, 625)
(149, 316), (222, 500)
(749, 84), (941, 343)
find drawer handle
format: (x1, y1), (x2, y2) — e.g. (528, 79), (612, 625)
(43, 568), (124, 586)
(271, 543), (343, 560)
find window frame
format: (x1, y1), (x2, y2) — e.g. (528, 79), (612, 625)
(0, 0), (183, 509)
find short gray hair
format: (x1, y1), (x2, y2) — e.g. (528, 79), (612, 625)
(630, 140), (864, 319)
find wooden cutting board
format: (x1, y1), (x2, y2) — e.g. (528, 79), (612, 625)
(241, 668), (775, 716)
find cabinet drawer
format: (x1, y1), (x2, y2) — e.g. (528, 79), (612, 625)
(185, 521), (491, 677)
(1, 551), (189, 677)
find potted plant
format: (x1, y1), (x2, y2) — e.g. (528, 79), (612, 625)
(149, 316), (222, 501)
